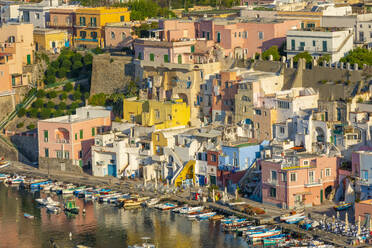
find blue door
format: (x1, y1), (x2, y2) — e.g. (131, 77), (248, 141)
(108, 164), (117, 177)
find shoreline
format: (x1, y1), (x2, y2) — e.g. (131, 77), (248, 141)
(0, 162), (358, 247)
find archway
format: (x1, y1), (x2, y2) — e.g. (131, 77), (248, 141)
(325, 185), (333, 200)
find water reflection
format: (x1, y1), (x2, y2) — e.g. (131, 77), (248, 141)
(0, 184), (248, 248)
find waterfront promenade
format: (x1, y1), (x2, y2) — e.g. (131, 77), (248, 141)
(0, 161), (364, 247)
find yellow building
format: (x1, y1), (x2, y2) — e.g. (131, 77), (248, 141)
(123, 98), (191, 130)
(34, 28), (69, 52)
(277, 11), (322, 28)
(74, 7), (130, 48)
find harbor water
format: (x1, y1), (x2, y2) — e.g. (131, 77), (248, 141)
(0, 184), (249, 248)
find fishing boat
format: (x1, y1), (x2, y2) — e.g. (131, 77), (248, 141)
(0, 160), (10, 168)
(179, 206), (204, 214)
(262, 235), (286, 246)
(144, 198), (160, 207)
(36, 197), (60, 207)
(123, 200), (142, 208)
(334, 202), (352, 211)
(210, 215), (225, 221)
(64, 200), (79, 214)
(46, 205), (61, 214)
(155, 203), (177, 211)
(246, 229), (281, 241)
(0, 173), (8, 181)
(285, 215), (306, 224)
(280, 211), (305, 222)
(196, 212), (216, 220)
(24, 213), (34, 219)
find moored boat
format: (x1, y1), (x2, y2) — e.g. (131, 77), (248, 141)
(334, 202), (352, 211)
(24, 213), (34, 219)
(64, 200), (79, 214)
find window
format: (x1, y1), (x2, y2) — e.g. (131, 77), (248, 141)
(370, 32), (372, 38)
(320, 169), (323, 179)
(258, 31), (263, 40)
(291, 39), (295, 50)
(299, 41), (305, 50)
(313, 40), (316, 46)
(271, 170), (277, 181)
(66, 17), (71, 24)
(156, 134), (160, 141)
(303, 160), (309, 166)
(35, 13), (40, 19)
(163, 54), (169, 63)
(202, 31), (205, 38)
(211, 154), (217, 162)
(122, 32), (126, 40)
(217, 32), (221, 42)
(255, 109), (261, 115)
(91, 32), (97, 39)
(282, 173), (287, 182)
(80, 31), (86, 39)
(290, 172), (297, 182)
(325, 168), (331, 177)
(138, 52), (142, 60)
(90, 17), (97, 27)
(44, 130), (48, 142)
(155, 109), (160, 119)
(279, 127), (285, 134)
(79, 150), (82, 159)
(191, 45), (195, 53)
(239, 32), (241, 37)
(206, 32), (210, 40)
(322, 40), (327, 52)
(278, 101), (289, 109)
(91, 127), (95, 136)
(269, 187), (276, 198)
(45, 148), (49, 158)
(243, 31), (247, 38)
(56, 150), (63, 159)
(168, 114), (172, 120)
(362, 170), (368, 180)
(256, 123), (260, 128)
(64, 151), (69, 159)
(234, 32), (237, 38)
(308, 171), (314, 183)
(79, 129), (83, 139)
(79, 17), (86, 26)
(111, 32), (115, 39)
(150, 53), (155, 61)
(53, 16), (58, 24)
(120, 16), (125, 22)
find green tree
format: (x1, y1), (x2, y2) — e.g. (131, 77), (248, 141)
(17, 108), (26, 117)
(63, 82), (73, 92)
(69, 102), (80, 110)
(293, 52), (313, 64)
(317, 54), (331, 66)
(28, 108), (39, 118)
(340, 47), (372, 68)
(27, 124), (36, 130)
(60, 92), (67, 100)
(54, 109), (65, 117)
(73, 91), (82, 101)
(32, 99), (44, 109)
(58, 102), (67, 110)
(46, 101), (55, 108)
(36, 89), (46, 98)
(16, 122), (24, 128)
(39, 108), (52, 119)
(89, 93), (107, 106)
(45, 75), (56, 85)
(125, 81), (139, 97)
(262, 46), (280, 61)
(47, 91), (57, 99)
(57, 68), (67, 78)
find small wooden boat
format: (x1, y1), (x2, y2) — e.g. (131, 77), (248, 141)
(196, 212), (216, 220)
(334, 202), (352, 211)
(285, 215), (305, 224)
(280, 211), (304, 221)
(64, 200), (79, 214)
(210, 215), (225, 221)
(24, 213), (34, 219)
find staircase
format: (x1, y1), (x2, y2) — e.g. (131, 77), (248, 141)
(238, 159), (262, 200)
(173, 160), (196, 187)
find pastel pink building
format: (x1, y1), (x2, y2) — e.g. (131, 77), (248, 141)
(261, 154), (339, 209)
(104, 22), (138, 48)
(158, 19), (196, 41)
(38, 106), (112, 171)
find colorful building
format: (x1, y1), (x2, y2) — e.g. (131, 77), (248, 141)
(104, 22), (138, 48)
(38, 106), (112, 171)
(261, 154), (339, 209)
(123, 98), (190, 130)
(48, 7), (77, 42)
(34, 28), (69, 53)
(74, 7), (130, 48)
(0, 23), (34, 89)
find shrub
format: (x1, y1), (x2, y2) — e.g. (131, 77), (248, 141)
(73, 91), (82, 101)
(58, 102), (67, 110)
(57, 68), (68, 78)
(36, 90), (46, 98)
(59, 92), (67, 100)
(54, 109), (65, 117)
(28, 108), (39, 118)
(16, 122), (24, 128)
(32, 99), (44, 109)
(44, 75), (56, 85)
(27, 124), (36, 130)
(46, 101), (55, 108)
(83, 92), (90, 100)
(89, 93), (107, 106)
(69, 102), (80, 110)
(47, 91), (57, 99)
(63, 82), (73, 92)
(17, 108), (26, 117)
(39, 108), (52, 119)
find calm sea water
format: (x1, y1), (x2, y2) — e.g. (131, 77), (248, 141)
(0, 184), (249, 248)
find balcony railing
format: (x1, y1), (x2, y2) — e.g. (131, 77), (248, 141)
(47, 22), (73, 28)
(75, 38), (98, 42)
(305, 179), (322, 187)
(56, 139), (69, 144)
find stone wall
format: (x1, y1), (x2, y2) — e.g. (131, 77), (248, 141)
(0, 137), (18, 161)
(38, 157), (83, 174)
(10, 135), (38, 162)
(90, 53), (135, 95)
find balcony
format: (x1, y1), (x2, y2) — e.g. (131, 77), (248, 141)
(56, 139), (69, 144)
(267, 178), (279, 186)
(47, 22), (73, 28)
(304, 179), (322, 187)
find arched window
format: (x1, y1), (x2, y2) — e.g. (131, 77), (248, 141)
(8, 36), (15, 43)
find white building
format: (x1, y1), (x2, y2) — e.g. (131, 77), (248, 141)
(19, 0), (58, 28)
(286, 27), (354, 63)
(92, 132), (149, 178)
(0, 1), (20, 23)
